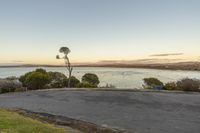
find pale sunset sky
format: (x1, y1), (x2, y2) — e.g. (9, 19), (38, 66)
(0, 0), (200, 65)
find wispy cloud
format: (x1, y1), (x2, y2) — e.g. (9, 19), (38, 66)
(150, 53), (184, 57)
(98, 58), (184, 64)
(11, 60), (24, 63)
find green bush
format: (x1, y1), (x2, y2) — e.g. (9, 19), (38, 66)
(35, 68), (47, 74)
(15, 87), (27, 92)
(48, 72), (67, 81)
(19, 69), (101, 90)
(82, 73), (100, 87)
(20, 69), (51, 90)
(49, 81), (64, 88)
(100, 83), (116, 88)
(19, 72), (33, 86)
(63, 76), (80, 88)
(77, 82), (96, 88)
(20, 69), (82, 89)
(143, 77), (163, 89)
(164, 82), (177, 90)
(48, 72), (67, 88)
(152, 78), (200, 92)
(176, 78), (200, 92)
(25, 72), (51, 90)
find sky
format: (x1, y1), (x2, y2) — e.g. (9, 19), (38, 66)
(0, 0), (200, 65)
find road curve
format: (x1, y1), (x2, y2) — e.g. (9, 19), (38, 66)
(0, 89), (200, 133)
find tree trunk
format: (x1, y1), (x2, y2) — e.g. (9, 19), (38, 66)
(68, 68), (72, 88)
(65, 57), (73, 88)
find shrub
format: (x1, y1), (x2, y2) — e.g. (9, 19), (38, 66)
(25, 72), (51, 90)
(63, 76), (80, 88)
(35, 68), (48, 74)
(0, 79), (22, 93)
(19, 72), (33, 86)
(176, 78), (200, 92)
(20, 69), (51, 90)
(100, 84), (116, 88)
(20, 69), (81, 89)
(48, 72), (67, 81)
(5, 76), (18, 80)
(15, 87), (27, 92)
(82, 73), (100, 87)
(143, 77), (164, 89)
(49, 81), (64, 88)
(164, 82), (177, 90)
(48, 72), (67, 88)
(77, 82), (96, 88)
(143, 77), (163, 86)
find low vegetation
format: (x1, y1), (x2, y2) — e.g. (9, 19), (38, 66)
(100, 83), (116, 88)
(176, 78), (200, 91)
(164, 82), (177, 90)
(0, 68), (101, 94)
(0, 78), (23, 93)
(77, 82), (97, 88)
(143, 77), (200, 92)
(20, 69), (100, 90)
(1, 68), (200, 93)
(143, 77), (164, 90)
(0, 108), (67, 133)
(64, 76), (80, 88)
(48, 71), (67, 88)
(81, 73), (100, 88)
(19, 69), (51, 90)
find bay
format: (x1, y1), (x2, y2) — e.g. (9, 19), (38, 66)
(0, 67), (200, 89)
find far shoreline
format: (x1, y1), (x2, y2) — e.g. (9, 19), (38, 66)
(0, 63), (200, 72)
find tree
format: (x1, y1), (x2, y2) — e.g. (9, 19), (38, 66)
(56, 47), (73, 87)
(82, 73), (100, 87)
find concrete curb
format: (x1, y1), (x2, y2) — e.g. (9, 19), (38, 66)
(36, 88), (200, 95)
(11, 108), (129, 133)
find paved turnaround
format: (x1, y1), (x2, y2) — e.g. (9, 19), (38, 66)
(0, 89), (200, 133)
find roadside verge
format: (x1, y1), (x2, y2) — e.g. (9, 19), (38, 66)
(10, 108), (128, 133)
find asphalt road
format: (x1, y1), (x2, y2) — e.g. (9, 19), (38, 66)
(0, 89), (200, 133)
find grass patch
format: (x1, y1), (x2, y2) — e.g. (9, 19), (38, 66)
(0, 108), (67, 133)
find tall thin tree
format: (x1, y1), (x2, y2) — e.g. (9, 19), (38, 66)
(56, 47), (73, 87)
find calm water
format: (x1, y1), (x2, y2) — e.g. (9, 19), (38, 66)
(0, 67), (200, 89)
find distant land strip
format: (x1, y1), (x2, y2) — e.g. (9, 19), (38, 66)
(0, 62), (200, 71)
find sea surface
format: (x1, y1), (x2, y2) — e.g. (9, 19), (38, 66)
(0, 67), (200, 89)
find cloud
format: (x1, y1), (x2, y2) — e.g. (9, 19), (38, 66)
(98, 58), (184, 64)
(11, 60), (24, 63)
(150, 53), (184, 57)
